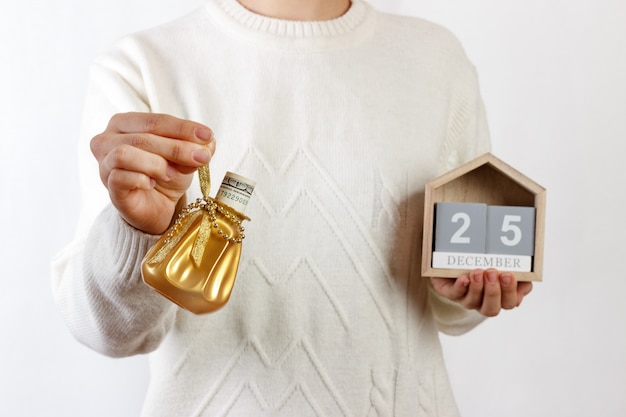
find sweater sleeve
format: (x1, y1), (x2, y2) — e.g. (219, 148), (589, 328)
(429, 53), (491, 335)
(51, 41), (178, 357)
(52, 207), (177, 357)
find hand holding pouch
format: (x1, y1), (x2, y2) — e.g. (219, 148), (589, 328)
(141, 166), (255, 314)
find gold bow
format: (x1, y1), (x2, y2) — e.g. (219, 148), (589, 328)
(147, 164), (248, 267)
(190, 165), (213, 266)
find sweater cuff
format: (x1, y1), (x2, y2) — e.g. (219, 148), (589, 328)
(427, 281), (486, 335)
(90, 205), (161, 287)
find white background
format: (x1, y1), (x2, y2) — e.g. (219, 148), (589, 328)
(1, 0), (625, 416)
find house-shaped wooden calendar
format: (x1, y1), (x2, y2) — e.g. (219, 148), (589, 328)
(422, 153), (546, 282)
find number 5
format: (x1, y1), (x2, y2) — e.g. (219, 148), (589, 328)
(500, 215), (522, 246)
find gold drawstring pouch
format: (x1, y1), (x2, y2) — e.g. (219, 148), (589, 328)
(141, 166), (255, 314)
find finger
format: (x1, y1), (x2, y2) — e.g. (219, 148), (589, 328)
(430, 275), (471, 301)
(99, 144), (174, 186)
(477, 269), (502, 317)
(499, 272), (519, 310)
(125, 133), (212, 168)
(91, 113), (215, 173)
(92, 129), (213, 170)
(517, 281), (533, 306)
(107, 168), (155, 197)
(108, 112), (214, 144)
(461, 269), (486, 310)
(106, 174), (173, 234)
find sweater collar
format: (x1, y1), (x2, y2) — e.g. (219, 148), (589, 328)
(206, 0), (376, 49)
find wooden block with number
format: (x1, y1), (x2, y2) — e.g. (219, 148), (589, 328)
(422, 153), (546, 282)
(434, 202), (487, 253)
(486, 205), (536, 256)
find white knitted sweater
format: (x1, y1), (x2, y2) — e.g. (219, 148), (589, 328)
(52, 1), (491, 415)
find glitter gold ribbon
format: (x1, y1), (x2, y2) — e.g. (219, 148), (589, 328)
(191, 164), (212, 266)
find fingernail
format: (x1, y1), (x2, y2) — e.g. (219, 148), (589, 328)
(486, 270), (498, 284)
(501, 274), (512, 287)
(471, 271), (483, 284)
(192, 148), (211, 164)
(195, 127), (213, 142)
(166, 164), (177, 180)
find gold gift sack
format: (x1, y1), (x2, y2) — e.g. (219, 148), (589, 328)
(141, 166), (255, 314)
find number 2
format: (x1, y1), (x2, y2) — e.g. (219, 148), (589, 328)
(450, 212), (471, 244)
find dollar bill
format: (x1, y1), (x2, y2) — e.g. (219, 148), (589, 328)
(215, 171), (256, 213)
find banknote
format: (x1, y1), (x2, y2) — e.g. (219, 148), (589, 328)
(215, 171), (256, 213)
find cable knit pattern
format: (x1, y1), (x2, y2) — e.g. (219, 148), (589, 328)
(52, 1), (490, 415)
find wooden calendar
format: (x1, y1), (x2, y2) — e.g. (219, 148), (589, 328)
(421, 153), (546, 282)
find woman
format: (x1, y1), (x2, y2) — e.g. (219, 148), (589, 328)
(53, 0), (532, 415)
